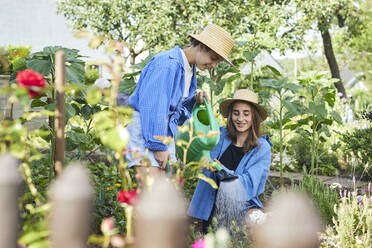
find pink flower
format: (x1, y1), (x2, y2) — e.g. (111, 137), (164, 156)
(348, 94), (353, 99)
(117, 189), (138, 205)
(192, 239), (205, 248)
(16, 69), (46, 98)
(337, 92), (343, 98)
(178, 176), (184, 186)
(101, 217), (115, 234)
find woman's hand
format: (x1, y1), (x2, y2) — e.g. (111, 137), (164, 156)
(194, 90), (210, 104)
(154, 150), (170, 169)
(206, 159), (222, 172)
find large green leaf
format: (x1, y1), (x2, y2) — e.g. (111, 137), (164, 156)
(322, 92), (335, 107)
(119, 78), (137, 94)
(65, 63), (85, 84)
(26, 59), (52, 76)
(65, 103), (76, 120)
(309, 102), (327, 119)
(81, 104), (92, 120)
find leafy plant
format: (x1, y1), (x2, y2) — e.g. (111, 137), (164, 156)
(291, 71), (342, 176)
(341, 126), (372, 180)
(0, 45), (31, 75)
(260, 77), (301, 187)
(319, 189), (372, 247)
(292, 168), (339, 226)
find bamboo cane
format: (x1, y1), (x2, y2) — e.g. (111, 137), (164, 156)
(54, 50), (65, 177)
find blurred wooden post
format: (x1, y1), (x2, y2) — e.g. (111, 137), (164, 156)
(54, 51), (65, 177)
(0, 154), (21, 248)
(49, 164), (93, 248)
(135, 176), (187, 248)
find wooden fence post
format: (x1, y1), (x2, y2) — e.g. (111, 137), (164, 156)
(0, 154), (21, 248)
(49, 163), (93, 248)
(54, 50), (65, 177)
(135, 176), (187, 248)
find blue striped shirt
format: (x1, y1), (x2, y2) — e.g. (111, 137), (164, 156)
(129, 46), (197, 151)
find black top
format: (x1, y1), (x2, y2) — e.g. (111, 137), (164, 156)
(219, 143), (245, 171)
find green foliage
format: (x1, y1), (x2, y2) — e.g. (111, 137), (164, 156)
(292, 168), (339, 226)
(288, 132), (338, 176)
(84, 66), (100, 85)
(87, 162), (127, 232)
(319, 190), (372, 247)
(0, 45), (31, 74)
(341, 126), (372, 180)
(289, 71), (342, 176)
(11, 46), (85, 85)
(261, 76), (301, 187)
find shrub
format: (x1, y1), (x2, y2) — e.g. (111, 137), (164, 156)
(319, 190), (372, 247)
(0, 45), (31, 74)
(292, 168), (339, 226)
(288, 132), (338, 176)
(341, 126), (372, 180)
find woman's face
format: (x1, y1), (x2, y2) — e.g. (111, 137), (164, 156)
(231, 101), (253, 134)
(195, 46), (223, 71)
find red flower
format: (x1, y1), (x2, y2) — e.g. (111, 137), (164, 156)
(16, 69), (46, 98)
(117, 189), (138, 205)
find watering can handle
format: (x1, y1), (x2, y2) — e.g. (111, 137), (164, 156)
(202, 97), (214, 119)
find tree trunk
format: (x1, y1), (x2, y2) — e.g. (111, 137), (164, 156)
(320, 28), (346, 96)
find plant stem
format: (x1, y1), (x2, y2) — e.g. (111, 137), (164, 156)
(311, 115), (316, 177)
(279, 92), (284, 188)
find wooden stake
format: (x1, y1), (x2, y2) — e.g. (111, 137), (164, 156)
(0, 154), (21, 248)
(54, 51), (65, 177)
(135, 177), (188, 248)
(49, 164), (93, 248)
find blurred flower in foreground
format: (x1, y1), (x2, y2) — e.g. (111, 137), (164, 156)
(16, 69), (46, 98)
(101, 217), (115, 235)
(191, 239), (205, 248)
(117, 189), (138, 205)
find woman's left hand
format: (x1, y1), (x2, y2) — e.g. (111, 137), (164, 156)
(195, 90), (210, 104)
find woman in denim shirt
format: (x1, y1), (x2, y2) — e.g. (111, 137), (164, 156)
(126, 24), (234, 182)
(188, 89), (272, 231)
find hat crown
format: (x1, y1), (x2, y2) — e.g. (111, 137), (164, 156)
(233, 89), (258, 104)
(189, 24), (234, 66)
(200, 24), (234, 55)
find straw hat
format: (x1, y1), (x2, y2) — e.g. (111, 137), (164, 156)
(219, 89), (268, 120)
(189, 24), (234, 66)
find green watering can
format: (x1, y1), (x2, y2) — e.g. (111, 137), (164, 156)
(175, 98), (239, 181)
(175, 97), (225, 171)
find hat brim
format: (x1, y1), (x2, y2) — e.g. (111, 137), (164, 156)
(189, 34), (234, 66)
(219, 98), (268, 121)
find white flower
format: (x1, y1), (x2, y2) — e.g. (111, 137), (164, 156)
(94, 78), (111, 89)
(249, 210), (268, 225)
(355, 236), (362, 244)
(330, 183), (342, 189)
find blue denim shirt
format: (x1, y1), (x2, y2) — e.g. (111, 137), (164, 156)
(129, 46), (197, 151)
(188, 127), (272, 221)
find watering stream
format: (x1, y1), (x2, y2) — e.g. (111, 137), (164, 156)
(212, 178), (249, 232)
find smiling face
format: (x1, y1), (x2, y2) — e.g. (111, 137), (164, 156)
(194, 45), (224, 70)
(231, 101), (253, 134)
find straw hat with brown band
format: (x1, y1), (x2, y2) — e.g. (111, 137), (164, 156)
(219, 89), (268, 121)
(189, 24), (234, 66)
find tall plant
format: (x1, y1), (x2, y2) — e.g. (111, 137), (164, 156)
(261, 77), (302, 187)
(293, 71), (342, 176)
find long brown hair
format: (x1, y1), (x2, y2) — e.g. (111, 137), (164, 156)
(226, 100), (263, 153)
